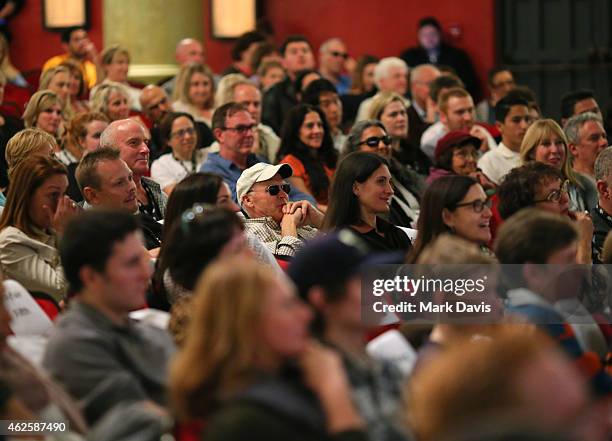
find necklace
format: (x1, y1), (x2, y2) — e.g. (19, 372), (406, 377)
(172, 152), (197, 175)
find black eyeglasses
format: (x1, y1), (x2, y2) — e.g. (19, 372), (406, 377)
(250, 183), (291, 196)
(534, 179), (569, 203)
(330, 51), (348, 59)
(358, 136), (392, 148)
(222, 124), (257, 134)
(453, 198), (492, 213)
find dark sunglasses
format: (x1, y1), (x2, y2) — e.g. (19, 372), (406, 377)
(454, 198), (492, 213)
(359, 135), (392, 148)
(330, 51), (348, 59)
(265, 183), (291, 196)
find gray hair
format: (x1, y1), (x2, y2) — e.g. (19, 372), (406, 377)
(373, 57), (408, 89)
(595, 146), (612, 181)
(564, 111), (603, 144)
(411, 63), (440, 83)
(319, 38), (345, 54)
(215, 73), (250, 107)
(342, 119), (386, 156)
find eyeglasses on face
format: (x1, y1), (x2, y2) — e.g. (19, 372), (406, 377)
(249, 183), (291, 196)
(358, 135), (392, 148)
(170, 127), (196, 139)
(222, 124), (257, 134)
(453, 198), (492, 213)
(534, 179), (569, 203)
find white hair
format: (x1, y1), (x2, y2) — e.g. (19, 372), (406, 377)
(374, 57), (408, 89)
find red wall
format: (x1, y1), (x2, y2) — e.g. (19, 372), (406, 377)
(9, 0), (103, 73)
(8, 0), (495, 94)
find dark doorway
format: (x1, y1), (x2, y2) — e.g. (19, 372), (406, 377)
(497, 0), (611, 121)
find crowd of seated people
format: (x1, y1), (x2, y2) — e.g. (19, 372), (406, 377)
(0, 16), (611, 441)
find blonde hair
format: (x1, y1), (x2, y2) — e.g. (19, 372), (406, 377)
(89, 81), (131, 117)
(520, 119), (579, 187)
(170, 256), (280, 420)
(215, 73), (249, 107)
(173, 63), (215, 109)
(5, 129), (58, 177)
(39, 66), (74, 119)
(367, 91), (405, 120)
(100, 44), (130, 80)
(22, 90), (63, 129)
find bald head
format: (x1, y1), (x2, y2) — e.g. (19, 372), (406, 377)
(100, 119), (151, 176)
(140, 85), (171, 123)
(175, 38), (205, 65)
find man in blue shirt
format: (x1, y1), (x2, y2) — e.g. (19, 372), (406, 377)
(201, 102), (316, 205)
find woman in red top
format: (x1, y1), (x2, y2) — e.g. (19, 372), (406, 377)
(277, 104), (338, 208)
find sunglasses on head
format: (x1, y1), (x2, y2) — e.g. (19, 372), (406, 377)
(359, 135), (392, 148)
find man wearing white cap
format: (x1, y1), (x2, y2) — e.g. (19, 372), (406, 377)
(237, 162), (323, 258)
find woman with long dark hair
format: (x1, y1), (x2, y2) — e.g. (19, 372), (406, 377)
(406, 175), (493, 262)
(278, 104), (338, 207)
(323, 151), (411, 253)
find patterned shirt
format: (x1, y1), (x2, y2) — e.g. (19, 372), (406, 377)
(242, 216), (318, 257)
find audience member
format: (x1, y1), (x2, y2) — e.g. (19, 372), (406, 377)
(401, 16), (480, 98)
(221, 31), (265, 77)
(0, 155), (78, 301)
(60, 58), (89, 113)
(139, 84), (172, 158)
(344, 119), (423, 227)
(369, 91), (430, 174)
(564, 112), (608, 181)
(170, 256), (367, 441)
(23, 90), (64, 142)
(302, 78), (346, 151)
(318, 38), (351, 95)
(496, 162), (593, 264)
(161, 38), (205, 97)
(76, 147), (162, 251)
(560, 89), (602, 126)
(278, 104), (337, 206)
(151, 112), (206, 195)
(406, 64), (441, 147)
(39, 65), (73, 119)
(61, 111), (110, 201)
(201, 102), (314, 204)
(495, 208), (611, 396)
(323, 151), (412, 253)
(349, 55), (378, 96)
(172, 63), (215, 127)
(293, 68), (321, 101)
(408, 326), (607, 441)
(0, 33), (27, 87)
(100, 118), (167, 221)
(407, 175), (492, 262)
(288, 234), (412, 441)
(521, 118), (597, 212)
(4, 128), (56, 179)
(476, 67), (515, 124)
(428, 130), (495, 190)
(591, 147), (612, 263)
(356, 57), (409, 122)
(156, 204), (249, 306)
(100, 44), (142, 111)
(89, 81), (131, 122)
(42, 26), (100, 89)
(262, 35), (316, 133)
(237, 162), (322, 258)
(43, 210), (176, 426)
(250, 41), (282, 78)
(214, 77), (280, 162)
(477, 94), (531, 184)
(422, 87), (497, 162)
(256, 59), (286, 92)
